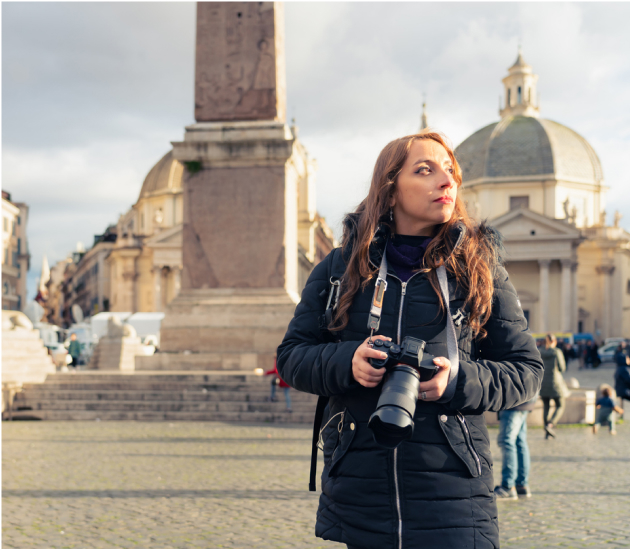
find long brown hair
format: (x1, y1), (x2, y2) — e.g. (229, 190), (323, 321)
(330, 130), (498, 338)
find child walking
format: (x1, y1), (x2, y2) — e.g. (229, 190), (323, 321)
(593, 387), (623, 435)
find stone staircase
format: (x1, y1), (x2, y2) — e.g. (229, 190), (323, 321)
(2, 314), (56, 416)
(2, 324), (56, 386)
(8, 372), (318, 423)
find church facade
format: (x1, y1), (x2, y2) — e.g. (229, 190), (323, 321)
(456, 52), (630, 340)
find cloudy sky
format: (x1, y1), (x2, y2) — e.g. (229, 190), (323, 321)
(3, 2), (630, 300)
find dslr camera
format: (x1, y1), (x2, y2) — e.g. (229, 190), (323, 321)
(367, 336), (439, 449)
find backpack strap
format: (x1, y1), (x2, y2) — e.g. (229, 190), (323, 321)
(310, 249), (347, 490)
(309, 395), (329, 491)
(318, 248), (347, 340)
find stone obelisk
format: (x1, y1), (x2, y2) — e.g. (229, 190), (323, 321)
(155, 2), (301, 372)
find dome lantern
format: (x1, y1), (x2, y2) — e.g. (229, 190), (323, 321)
(419, 101), (428, 131)
(499, 48), (540, 119)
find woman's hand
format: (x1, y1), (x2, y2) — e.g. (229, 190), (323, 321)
(352, 335), (392, 388)
(418, 357), (451, 401)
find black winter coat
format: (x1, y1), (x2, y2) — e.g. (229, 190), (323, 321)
(277, 223), (543, 549)
(615, 365), (630, 400)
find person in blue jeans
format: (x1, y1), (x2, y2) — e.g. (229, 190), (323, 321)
(494, 395), (538, 500)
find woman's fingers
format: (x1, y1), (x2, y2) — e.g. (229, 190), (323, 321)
(352, 336), (391, 387)
(354, 365), (385, 387)
(418, 357), (451, 401)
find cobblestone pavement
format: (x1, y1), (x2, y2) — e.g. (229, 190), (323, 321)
(3, 363), (629, 549)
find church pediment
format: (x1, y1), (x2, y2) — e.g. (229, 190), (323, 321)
(490, 208), (582, 240)
(144, 224), (183, 248)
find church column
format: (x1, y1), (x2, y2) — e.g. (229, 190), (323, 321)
(571, 263), (578, 333)
(153, 267), (162, 312)
(161, 268), (169, 310)
(561, 259), (572, 332)
(538, 260), (551, 332)
(596, 265), (615, 340)
(173, 266), (181, 298)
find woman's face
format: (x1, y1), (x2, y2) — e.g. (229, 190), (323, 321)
(391, 139), (457, 236)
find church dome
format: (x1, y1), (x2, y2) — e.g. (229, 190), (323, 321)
(138, 151), (184, 200)
(455, 115), (604, 186)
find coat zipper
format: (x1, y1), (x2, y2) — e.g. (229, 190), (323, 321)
(393, 447), (402, 549)
(397, 282), (407, 345)
(331, 410), (345, 463)
(368, 266), (422, 549)
(391, 274), (418, 549)
(393, 278), (406, 549)
(456, 413), (482, 475)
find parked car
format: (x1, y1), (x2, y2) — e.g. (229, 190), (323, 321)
(598, 341), (622, 363)
(604, 337), (629, 346)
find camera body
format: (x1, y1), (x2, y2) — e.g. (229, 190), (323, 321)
(369, 337), (439, 381)
(368, 336), (439, 449)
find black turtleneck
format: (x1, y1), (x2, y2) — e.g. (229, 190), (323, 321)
(385, 234), (433, 282)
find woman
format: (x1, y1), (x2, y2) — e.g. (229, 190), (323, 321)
(277, 131), (543, 549)
(539, 333), (570, 439)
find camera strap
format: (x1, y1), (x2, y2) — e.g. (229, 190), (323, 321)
(436, 264), (460, 403)
(367, 243), (389, 341)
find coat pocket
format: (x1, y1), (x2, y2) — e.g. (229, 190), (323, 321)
(321, 408), (357, 477)
(438, 412), (483, 478)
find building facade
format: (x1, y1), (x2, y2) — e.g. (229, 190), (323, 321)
(457, 51), (630, 340)
(2, 191), (30, 311)
(65, 227), (117, 320)
(107, 151), (185, 313)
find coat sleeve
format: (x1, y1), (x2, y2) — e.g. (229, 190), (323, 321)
(276, 252), (363, 396)
(446, 265), (544, 413)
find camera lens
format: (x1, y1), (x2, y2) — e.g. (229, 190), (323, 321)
(368, 365), (421, 448)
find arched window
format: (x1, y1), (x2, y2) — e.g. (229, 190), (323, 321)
(528, 88), (532, 103)
(517, 86), (522, 104)
(507, 88), (511, 106)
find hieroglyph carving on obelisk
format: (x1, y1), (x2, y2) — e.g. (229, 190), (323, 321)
(195, 2), (286, 122)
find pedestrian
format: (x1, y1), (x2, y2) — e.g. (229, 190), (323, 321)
(539, 333), (570, 439)
(591, 341), (601, 368)
(614, 343), (630, 412)
(578, 341), (586, 370)
(265, 357), (292, 413)
(585, 341), (594, 369)
(570, 343), (579, 368)
(494, 394), (538, 500)
(592, 386), (623, 435)
(67, 333), (81, 370)
(277, 130), (543, 549)
(561, 342), (572, 371)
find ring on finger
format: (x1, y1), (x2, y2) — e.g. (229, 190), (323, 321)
(421, 391), (427, 400)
